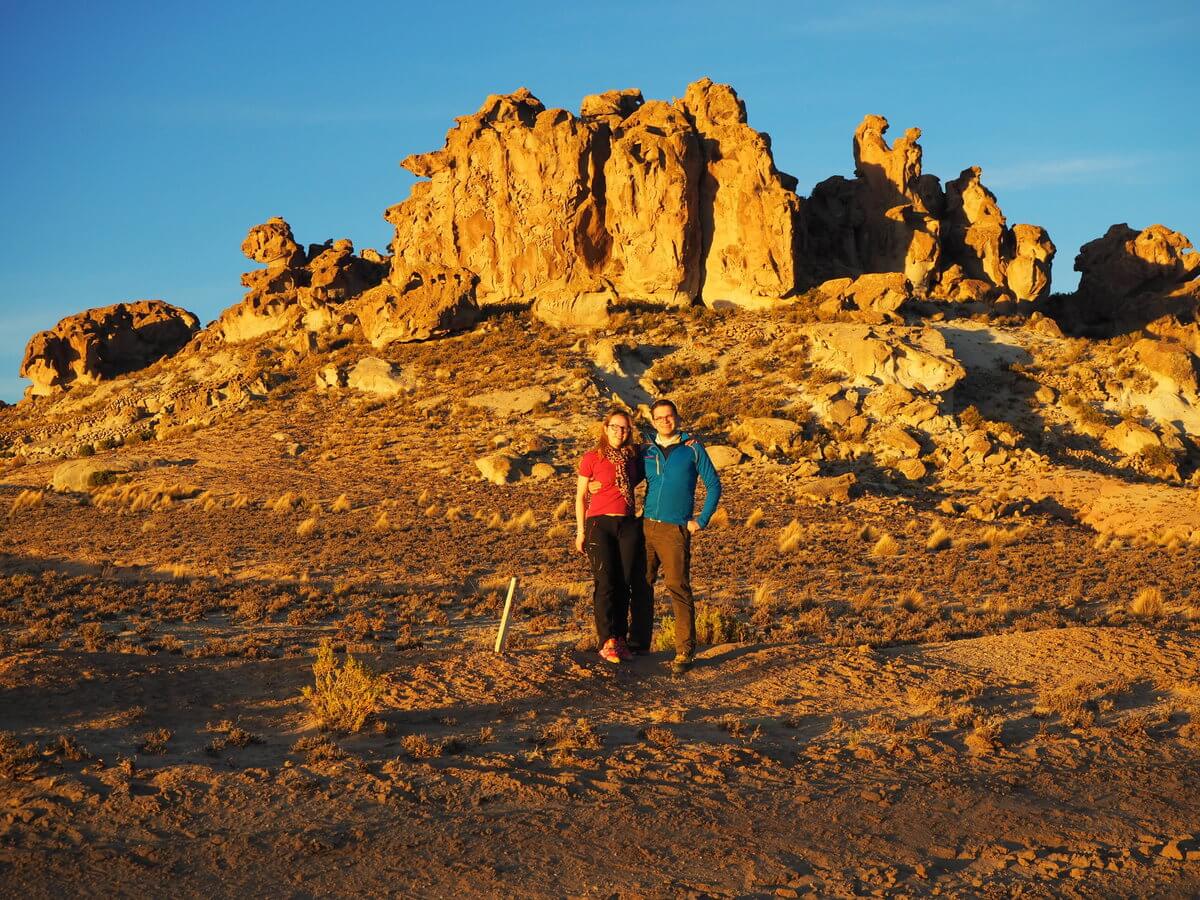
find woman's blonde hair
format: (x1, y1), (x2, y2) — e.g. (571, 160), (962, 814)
(595, 407), (634, 452)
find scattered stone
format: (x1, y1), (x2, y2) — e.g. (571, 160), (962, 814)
(315, 365), (345, 389)
(731, 417), (802, 459)
(806, 324), (965, 393)
(894, 459), (927, 481)
(1104, 421), (1161, 458)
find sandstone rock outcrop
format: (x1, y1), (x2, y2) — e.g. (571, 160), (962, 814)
(351, 266), (479, 347)
(216, 218), (388, 344)
(21, 301), (199, 396)
(384, 79), (803, 312)
(814, 272), (910, 321)
(681, 78), (801, 307)
(1054, 224), (1200, 334)
(50, 458), (135, 492)
(801, 117), (1054, 304)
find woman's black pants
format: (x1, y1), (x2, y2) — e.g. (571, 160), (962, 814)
(585, 514), (649, 644)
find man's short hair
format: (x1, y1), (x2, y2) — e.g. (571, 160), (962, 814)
(651, 398), (678, 417)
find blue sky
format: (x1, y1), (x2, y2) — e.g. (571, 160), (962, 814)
(2, 0), (1197, 402)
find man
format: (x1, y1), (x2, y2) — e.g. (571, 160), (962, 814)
(635, 398), (721, 673)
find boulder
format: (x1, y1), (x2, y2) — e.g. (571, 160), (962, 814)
(894, 459), (928, 481)
(815, 272), (910, 320)
(530, 279), (614, 329)
(806, 324), (965, 394)
(241, 217), (305, 268)
(346, 358), (414, 397)
(21, 301), (200, 396)
(315, 365), (345, 389)
(794, 473), (857, 504)
(875, 426), (921, 458)
(1104, 421), (1161, 458)
(705, 445), (745, 470)
(731, 417), (802, 458)
(468, 387), (552, 416)
(51, 458), (133, 492)
(351, 266), (479, 346)
(1132, 338), (1199, 397)
(476, 453), (519, 485)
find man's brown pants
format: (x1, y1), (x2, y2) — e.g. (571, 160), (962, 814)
(642, 519), (694, 660)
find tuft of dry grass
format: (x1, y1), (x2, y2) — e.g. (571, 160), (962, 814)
(444, 505), (463, 522)
(330, 493), (352, 513)
(272, 492), (298, 514)
(706, 507), (729, 529)
(870, 533), (899, 557)
(301, 639), (384, 734)
(980, 525), (1031, 549)
(423, 504), (440, 517)
(0, 732), (41, 780)
(858, 524), (880, 542)
(297, 517), (318, 538)
(1130, 587), (1165, 619)
(8, 489), (46, 517)
(373, 511), (391, 531)
(965, 716), (1003, 755)
(926, 527), (952, 552)
(552, 499), (571, 521)
(745, 507), (764, 529)
(777, 519), (804, 553)
(895, 589), (925, 612)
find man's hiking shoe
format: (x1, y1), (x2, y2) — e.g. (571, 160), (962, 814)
(626, 641), (650, 656)
(599, 639), (621, 664)
(671, 656), (693, 675)
(614, 637), (634, 661)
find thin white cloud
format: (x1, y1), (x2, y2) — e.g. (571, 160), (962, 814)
(981, 155), (1152, 190)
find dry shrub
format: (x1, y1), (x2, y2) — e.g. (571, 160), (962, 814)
(401, 734), (447, 759)
(137, 728), (172, 755)
(44, 734), (91, 762)
(301, 639), (384, 734)
(0, 732), (40, 780)
(965, 716), (1003, 754)
(653, 602), (746, 652)
(272, 491), (298, 514)
(926, 527), (952, 552)
(8, 489), (45, 517)
(330, 493), (352, 513)
(1131, 587), (1165, 619)
(1035, 677), (1131, 729)
(718, 714), (762, 742)
(290, 735), (347, 763)
(538, 716), (602, 752)
(745, 507), (764, 529)
(80, 622), (106, 652)
(297, 516), (318, 538)
(870, 533), (899, 557)
(639, 725), (677, 748)
(203, 721), (261, 754)
(850, 587), (878, 613)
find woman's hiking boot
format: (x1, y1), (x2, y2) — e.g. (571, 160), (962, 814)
(613, 637), (634, 661)
(599, 638), (622, 664)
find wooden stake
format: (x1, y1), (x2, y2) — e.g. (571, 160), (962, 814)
(493, 576), (519, 652)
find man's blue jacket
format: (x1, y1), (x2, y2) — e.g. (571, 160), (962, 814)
(641, 430), (722, 528)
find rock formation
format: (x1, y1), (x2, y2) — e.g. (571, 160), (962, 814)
(1053, 223), (1200, 334)
(384, 79), (803, 311)
(20, 301), (199, 396)
(215, 217), (388, 343)
(801, 116), (1055, 304)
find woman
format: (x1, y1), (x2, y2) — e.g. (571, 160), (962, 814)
(575, 408), (648, 664)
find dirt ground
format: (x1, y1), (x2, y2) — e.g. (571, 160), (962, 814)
(1, 308), (1199, 896)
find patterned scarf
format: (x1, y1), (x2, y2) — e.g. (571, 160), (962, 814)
(600, 442), (637, 508)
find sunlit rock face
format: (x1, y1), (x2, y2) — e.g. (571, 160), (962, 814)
(215, 217), (389, 344)
(383, 79), (803, 311)
(20, 301), (200, 396)
(801, 116), (1054, 304)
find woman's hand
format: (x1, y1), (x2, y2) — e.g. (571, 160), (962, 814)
(575, 529), (585, 554)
